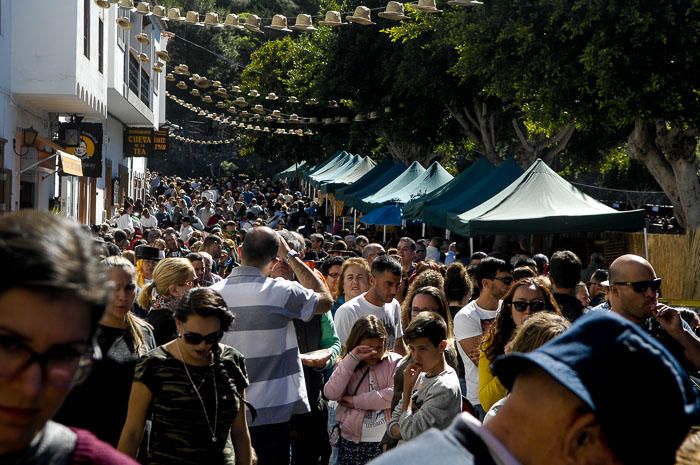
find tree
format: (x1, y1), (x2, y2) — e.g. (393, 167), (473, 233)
(452, 0), (700, 228)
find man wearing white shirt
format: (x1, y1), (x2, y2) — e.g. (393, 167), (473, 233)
(453, 257), (512, 419)
(140, 207), (158, 229)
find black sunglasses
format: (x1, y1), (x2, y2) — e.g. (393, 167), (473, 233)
(181, 331), (222, 345)
(511, 300), (547, 312)
(613, 278), (662, 294)
(491, 276), (514, 286)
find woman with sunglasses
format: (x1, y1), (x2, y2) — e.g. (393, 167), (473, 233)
(55, 256), (156, 448)
(119, 287), (253, 465)
(478, 277), (561, 411)
(138, 258), (198, 346)
(0, 211), (139, 464)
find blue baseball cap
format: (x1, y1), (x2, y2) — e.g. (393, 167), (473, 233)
(493, 311), (700, 465)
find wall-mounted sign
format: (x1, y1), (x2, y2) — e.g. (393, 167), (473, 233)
(64, 123), (103, 178)
(124, 128), (169, 157)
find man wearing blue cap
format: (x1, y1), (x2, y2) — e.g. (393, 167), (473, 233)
(369, 311), (700, 465)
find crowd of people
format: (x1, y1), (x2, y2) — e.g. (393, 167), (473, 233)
(1, 171), (700, 465)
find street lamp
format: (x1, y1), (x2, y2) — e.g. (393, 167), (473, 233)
(13, 126), (39, 156)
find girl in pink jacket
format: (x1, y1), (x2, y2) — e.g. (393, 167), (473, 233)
(324, 315), (401, 465)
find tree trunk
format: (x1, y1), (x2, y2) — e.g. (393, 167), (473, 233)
(446, 98), (501, 165)
(512, 120), (575, 168)
(379, 130), (437, 166)
(627, 121), (700, 230)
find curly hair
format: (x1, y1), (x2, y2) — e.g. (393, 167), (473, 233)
(482, 277), (561, 362)
(401, 269), (445, 331)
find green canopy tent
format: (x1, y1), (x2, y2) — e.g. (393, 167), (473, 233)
(422, 158), (524, 229)
(446, 159), (646, 237)
(273, 160), (307, 182)
(403, 157), (495, 220)
(318, 156), (377, 194)
(340, 160), (409, 208)
(353, 161), (427, 211)
(309, 154), (362, 188)
(305, 151), (353, 182)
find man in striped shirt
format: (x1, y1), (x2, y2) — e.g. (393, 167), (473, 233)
(213, 226), (333, 465)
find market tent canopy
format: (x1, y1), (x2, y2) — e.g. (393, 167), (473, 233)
(319, 156), (377, 194)
(403, 157), (495, 220)
(446, 159), (646, 236)
(309, 154), (362, 187)
(360, 204), (403, 226)
(422, 158), (524, 229)
(341, 160), (409, 208)
(303, 150), (349, 181)
(273, 160), (306, 181)
(354, 161), (427, 211)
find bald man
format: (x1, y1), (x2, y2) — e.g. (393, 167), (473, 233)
(608, 254), (700, 371)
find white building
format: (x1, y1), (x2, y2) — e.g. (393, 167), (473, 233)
(0, 0), (167, 223)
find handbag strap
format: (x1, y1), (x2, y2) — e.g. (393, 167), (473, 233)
(352, 367), (370, 396)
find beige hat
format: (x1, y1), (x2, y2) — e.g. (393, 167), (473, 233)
(153, 63), (164, 73)
(215, 88), (228, 97)
(95, 0), (111, 9)
(233, 97), (248, 107)
(224, 13), (245, 30)
(354, 113), (367, 122)
(211, 80), (222, 88)
(116, 16), (132, 29)
(265, 92), (279, 100)
(292, 14), (317, 31)
(252, 104), (265, 114)
(244, 15), (264, 34)
(152, 5), (167, 18)
(204, 12), (224, 28)
(216, 101), (226, 108)
(346, 6), (376, 25)
(414, 0), (443, 12)
(263, 127), (271, 133)
(136, 51), (149, 63)
(227, 107), (237, 114)
(186, 11), (203, 26)
(378, 1), (409, 20)
(174, 64), (190, 75)
(288, 113), (300, 123)
(134, 2), (150, 15)
(190, 89), (201, 97)
(309, 117), (320, 124)
(323, 117), (333, 125)
(167, 7), (186, 22)
(369, 111), (379, 119)
(266, 14), (292, 32)
(248, 89), (260, 98)
(118, 0), (135, 9)
(287, 96), (299, 103)
(305, 98), (319, 105)
(304, 129), (314, 135)
(271, 109), (282, 118)
(156, 50), (170, 62)
(136, 33), (150, 45)
(328, 100), (339, 108)
(166, 73), (176, 82)
(195, 77), (211, 88)
(202, 95), (213, 104)
(319, 10), (347, 26)
(176, 81), (188, 90)
(231, 85), (242, 93)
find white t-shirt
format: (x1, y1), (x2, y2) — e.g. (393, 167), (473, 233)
(334, 292), (403, 350)
(361, 371), (388, 442)
(141, 215), (158, 229)
(453, 300), (499, 406)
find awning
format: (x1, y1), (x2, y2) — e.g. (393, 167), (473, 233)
(59, 150), (83, 176)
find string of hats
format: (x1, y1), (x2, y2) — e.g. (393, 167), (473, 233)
(98, 0), (485, 36)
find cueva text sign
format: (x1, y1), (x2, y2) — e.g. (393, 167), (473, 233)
(124, 128), (168, 157)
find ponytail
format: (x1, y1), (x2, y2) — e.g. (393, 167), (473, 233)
(138, 282), (155, 309)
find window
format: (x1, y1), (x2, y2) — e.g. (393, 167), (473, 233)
(98, 18), (104, 73)
(83, 0), (90, 59)
(140, 68), (150, 107)
(128, 53), (139, 95)
(128, 52), (152, 109)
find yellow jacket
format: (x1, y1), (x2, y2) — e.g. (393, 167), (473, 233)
(478, 347), (507, 411)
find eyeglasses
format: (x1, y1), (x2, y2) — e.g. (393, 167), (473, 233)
(490, 276), (514, 286)
(511, 300), (547, 312)
(181, 331), (222, 345)
(613, 278), (662, 294)
(0, 334), (97, 388)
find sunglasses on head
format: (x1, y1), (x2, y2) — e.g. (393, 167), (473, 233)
(511, 300), (547, 312)
(613, 278), (662, 294)
(181, 331), (222, 345)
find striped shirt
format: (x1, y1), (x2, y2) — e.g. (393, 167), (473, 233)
(212, 266), (318, 426)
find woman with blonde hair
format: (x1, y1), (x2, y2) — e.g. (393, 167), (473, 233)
(55, 256), (156, 446)
(334, 257), (371, 313)
(139, 257), (197, 345)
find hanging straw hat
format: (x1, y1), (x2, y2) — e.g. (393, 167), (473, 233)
(190, 89), (200, 96)
(211, 80), (222, 88)
(224, 13), (245, 30)
(94, 0), (111, 9)
(252, 104), (265, 114)
(204, 12), (224, 28)
(378, 1), (409, 20)
(287, 96), (299, 103)
(135, 2), (150, 15)
(152, 5), (167, 19)
(346, 6), (376, 25)
(136, 33), (151, 44)
(288, 114), (300, 123)
(244, 15), (264, 34)
(166, 73), (176, 82)
(354, 113), (367, 122)
(202, 95), (213, 104)
(118, 0), (135, 9)
(265, 14), (292, 32)
(248, 89), (260, 98)
(153, 63), (164, 73)
(292, 14), (317, 31)
(136, 51), (149, 63)
(195, 77), (211, 88)
(116, 16), (132, 29)
(271, 109), (282, 118)
(233, 97), (248, 107)
(186, 11), (203, 26)
(319, 10), (347, 26)
(156, 50), (170, 62)
(231, 85), (242, 93)
(176, 81), (188, 90)
(167, 8), (186, 22)
(413, 0), (443, 12)
(266, 92), (279, 100)
(369, 111), (379, 119)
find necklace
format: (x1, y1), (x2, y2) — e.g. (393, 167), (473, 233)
(176, 341), (219, 443)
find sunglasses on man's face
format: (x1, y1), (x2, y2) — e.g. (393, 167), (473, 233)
(511, 300), (547, 313)
(181, 331), (222, 345)
(613, 278), (662, 294)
